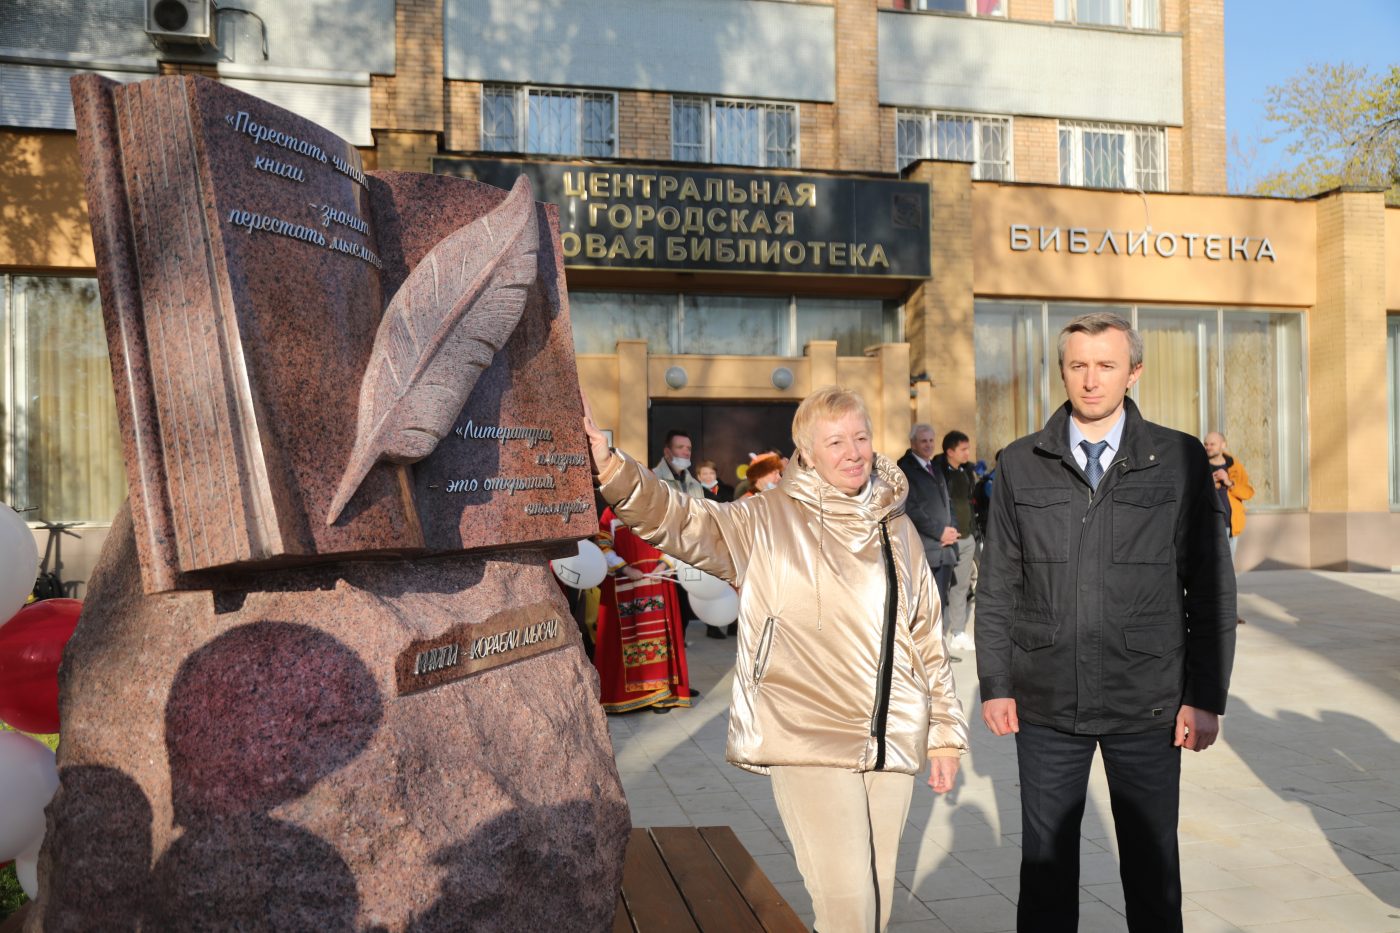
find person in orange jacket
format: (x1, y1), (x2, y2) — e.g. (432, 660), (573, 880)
(1204, 432), (1254, 563)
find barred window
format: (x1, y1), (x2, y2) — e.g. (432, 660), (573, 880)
(897, 0), (1006, 15)
(1058, 122), (1166, 191)
(480, 85), (616, 157)
(1053, 0), (1161, 30)
(671, 97), (799, 168)
(895, 111), (1012, 180)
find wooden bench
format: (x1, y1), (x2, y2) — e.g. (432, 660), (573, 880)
(613, 826), (807, 932)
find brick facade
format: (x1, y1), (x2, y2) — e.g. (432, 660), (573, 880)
(1180, 0), (1226, 193)
(903, 161), (976, 443)
(360, 0), (1221, 191)
(616, 92), (672, 163)
(1012, 116), (1059, 184)
(372, 0), (442, 169)
(834, 0), (883, 172)
(1307, 189), (1390, 568)
(799, 103), (839, 171)
(442, 79), (481, 154)
(1008, 0), (1054, 21)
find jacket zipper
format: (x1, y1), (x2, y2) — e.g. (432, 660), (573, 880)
(871, 520), (899, 770)
(753, 616), (777, 682)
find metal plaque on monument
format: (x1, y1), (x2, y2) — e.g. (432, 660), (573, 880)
(33, 73), (628, 931)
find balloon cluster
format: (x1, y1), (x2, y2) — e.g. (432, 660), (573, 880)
(0, 505), (81, 900)
(548, 536), (740, 626)
(668, 559), (739, 626)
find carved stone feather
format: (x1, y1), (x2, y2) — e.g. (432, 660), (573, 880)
(326, 175), (540, 525)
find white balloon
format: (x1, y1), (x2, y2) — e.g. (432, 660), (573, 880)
(669, 559), (728, 600)
(550, 539), (607, 590)
(0, 506), (38, 622)
(688, 586), (740, 627)
(572, 540), (607, 589)
(0, 732), (58, 861)
(15, 846), (38, 899)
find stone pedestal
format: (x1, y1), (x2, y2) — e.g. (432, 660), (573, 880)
(39, 506), (628, 931)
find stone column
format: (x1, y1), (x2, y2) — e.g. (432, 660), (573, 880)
(902, 161), (978, 455)
(371, 0), (444, 171)
(805, 340), (839, 390)
(1307, 188), (1389, 570)
(616, 339), (650, 462)
(874, 343), (911, 458)
(834, 0), (883, 172)
(1180, 0), (1226, 194)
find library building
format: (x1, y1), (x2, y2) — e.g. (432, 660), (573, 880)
(1, 0), (1398, 580)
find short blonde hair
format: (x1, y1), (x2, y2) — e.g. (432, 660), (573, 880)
(792, 386), (872, 456)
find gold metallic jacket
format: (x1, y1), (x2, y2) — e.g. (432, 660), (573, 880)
(598, 450), (969, 775)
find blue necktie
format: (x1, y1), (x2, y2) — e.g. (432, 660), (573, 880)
(1080, 439), (1109, 490)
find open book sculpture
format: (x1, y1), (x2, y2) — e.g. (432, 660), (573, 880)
(28, 74), (628, 932)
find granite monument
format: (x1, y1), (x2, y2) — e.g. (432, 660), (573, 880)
(32, 73), (629, 931)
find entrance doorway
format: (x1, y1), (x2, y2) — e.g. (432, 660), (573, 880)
(648, 401), (799, 489)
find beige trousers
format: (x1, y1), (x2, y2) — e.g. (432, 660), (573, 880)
(770, 766), (916, 933)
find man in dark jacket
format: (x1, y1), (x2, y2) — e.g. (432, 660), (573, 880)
(976, 311), (1236, 933)
(897, 423), (959, 607)
(932, 430), (978, 652)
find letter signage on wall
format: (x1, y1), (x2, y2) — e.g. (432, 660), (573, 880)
(1007, 223), (1277, 263)
(434, 158), (931, 278)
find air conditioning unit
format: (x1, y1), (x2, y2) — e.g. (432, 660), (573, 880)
(145, 0), (216, 47)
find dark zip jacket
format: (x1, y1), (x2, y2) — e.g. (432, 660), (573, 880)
(975, 399), (1237, 734)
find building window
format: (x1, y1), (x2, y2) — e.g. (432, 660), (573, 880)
(975, 301), (1306, 508)
(1389, 316), (1400, 506)
(896, 111), (1012, 178)
(1058, 122), (1166, 191)
(1053, 0), (1161, 29)
(671, 98), (798, 168)
(480, 85), (616, 157)
(570, 292), (900, 358)
(894, 0), (1007, 14)
(0, 275), (126, 524)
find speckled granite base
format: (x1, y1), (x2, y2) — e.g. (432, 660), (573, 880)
(30, 504), (630, 931)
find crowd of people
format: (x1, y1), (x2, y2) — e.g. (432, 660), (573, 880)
(564, 310), (1248, 932)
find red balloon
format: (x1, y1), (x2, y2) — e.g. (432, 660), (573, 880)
(0, 598), (82, 734)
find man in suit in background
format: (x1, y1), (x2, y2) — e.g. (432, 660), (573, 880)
(898, 424), (960, 612)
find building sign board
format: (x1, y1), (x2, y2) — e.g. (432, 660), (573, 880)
(435, 158), (931, 278)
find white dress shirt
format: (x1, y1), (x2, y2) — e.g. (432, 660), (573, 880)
(1068, 409), (1126, 474)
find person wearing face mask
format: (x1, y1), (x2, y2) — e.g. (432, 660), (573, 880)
(741, 454), (783, 497)
(696, 460), (734, 502)
(583, 386), (967, 933)
(653, 429), (705, 499)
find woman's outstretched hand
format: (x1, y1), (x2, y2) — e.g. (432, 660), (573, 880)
(581, 392), (616, 476)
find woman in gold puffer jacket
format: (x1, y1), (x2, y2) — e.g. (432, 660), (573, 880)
(586, 386), (968, 933)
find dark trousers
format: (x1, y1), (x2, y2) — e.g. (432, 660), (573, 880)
(1015, 722), (1182, 933)
(931, 563), (953, 611)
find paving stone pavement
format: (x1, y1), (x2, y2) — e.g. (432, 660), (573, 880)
(605, 570), (1400, 932)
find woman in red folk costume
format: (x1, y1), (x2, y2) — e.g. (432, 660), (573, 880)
(593, 508), (695, 713)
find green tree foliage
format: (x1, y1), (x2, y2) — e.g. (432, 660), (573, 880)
(1256, 63), (1400, 204)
